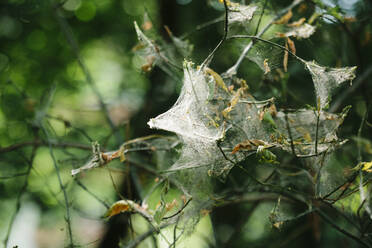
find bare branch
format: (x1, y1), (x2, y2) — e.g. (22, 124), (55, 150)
(225, 0), (304, 77)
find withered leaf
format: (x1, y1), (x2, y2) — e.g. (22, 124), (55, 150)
(287, 37), (296, 55)
(287, 17), (306, 27)
(104, 200), (131, 218)
(222, 87), (244, 118)
(283, 41), (289, 72)
(274, 10), (292, 25)
(263, 58), (271, 74)
(205, 67), (229, 93)
(232, 139), (266, 154)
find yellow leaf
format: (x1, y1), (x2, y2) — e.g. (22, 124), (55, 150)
(164, 25), (172, 37)
(204, 67), (229, 93)
(104, 200), (131, 218)
(218, 0), (238, 7)
(205, 114), (220, 127)
(222, 87), (244, 118)
(119, 146), (126, 162)
(362, 161), (372, 172)
(273, 221), (283, 229)
(303, 132), (312, 143)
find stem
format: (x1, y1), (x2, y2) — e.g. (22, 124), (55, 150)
(227, 35), (306, 64)
(316, 209), (369, 248)
(284, 112), (297, 157)
(3, 144), (37, 248)
(358, 105), (372, 220)
(180, 16), (224, 39)
(330, 65), (372, 112)
(254, 0), (268, 36)
(315, 110), (320, 155)
(200, 0), (229, 70)
(225, 0), (304, 77)
(54, 6), (121, 145)
(42, 125), (74, 247)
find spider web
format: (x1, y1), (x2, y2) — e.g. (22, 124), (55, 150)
(148, 61), (349, 181)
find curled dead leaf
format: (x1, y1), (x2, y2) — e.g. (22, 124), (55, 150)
(232, 139), (267, 154)
(141, 56), (156, 73)
(287, 37), (296, 55)
(142, 21), (152, 31)
(263, 58), (271, 74)
(287, 18), (306, 27)
(104, 200), (131, 218)
(205, 67), (229, 93)
(283, 41), (289, 72)
(274, 10), (292, 25)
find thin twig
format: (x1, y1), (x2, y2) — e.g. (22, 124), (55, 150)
(0, 172), (28, 180)
(3, 143), (37, 247)
(223, 202), (260, 247)
(330, 179), (372, 202)
(180, 16), (224, 39)
(0, 140), (92, 153)
(254, 0), (268, 36)
(225, 0), (304, 76)
(315, 109), (320, 155)
(134, 22), (182, 71)
(41, 125), (74, 247)
(53, 6), (121, 145)
(284, 112), (297, 157)
(172, 219), (178, 248)
(75, 179), (110, 209)
(358, 105), (372, 220)
(227, 35), (306, 63)
(107, 169), (125, 200)
(321, 172), (358, 201)
(162, 198), (192, 220)
(330, 65), (372, 112)
(123, 223), (172, 248)
(200, 0), (229, 70)
(316, 209), (369, 247)
(46, 114), (93, 142)
(320, 199), (361, 231)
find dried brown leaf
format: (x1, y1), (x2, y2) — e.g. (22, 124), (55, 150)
(287, 17), (306, 27)
(231, 139), (266, 154)
(287, 37), (296, 55)
(283, 42), (289, 72)
(276, 32), (287, 38)
(104, 200), (131, 218)
(263, 58), (271, 74)
(274, 10), (292, 25)
(205, 67), (229, 93)
(142, 21), (153, 31)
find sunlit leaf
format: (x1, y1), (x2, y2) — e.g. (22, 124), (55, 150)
(104, 200), (131, 218)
